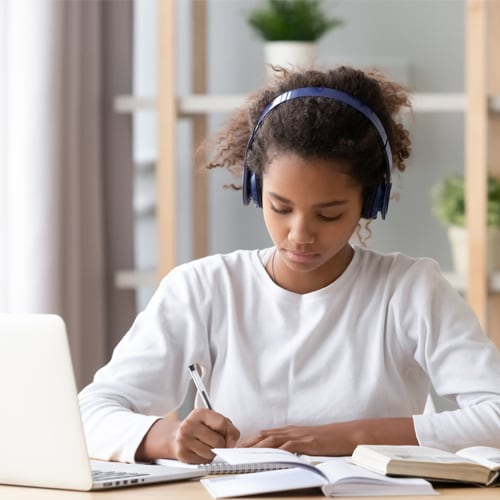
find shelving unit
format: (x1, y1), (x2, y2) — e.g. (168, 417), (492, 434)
(155, 0), (209, 278)
(119, 0), (499, 344)
(466, 0), (500, 346)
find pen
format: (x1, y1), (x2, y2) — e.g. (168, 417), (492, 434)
(188, 363), (213, 410)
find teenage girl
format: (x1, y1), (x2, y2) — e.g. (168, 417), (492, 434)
(79, 66), (500, 464)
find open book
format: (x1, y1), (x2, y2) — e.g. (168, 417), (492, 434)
(200, 448), (436, 498)
(351, 445), (500, 486)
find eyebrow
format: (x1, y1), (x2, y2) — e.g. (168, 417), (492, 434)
(268, 192), (349, 208)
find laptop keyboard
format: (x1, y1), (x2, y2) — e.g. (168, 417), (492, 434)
(92, 469), (150, 482)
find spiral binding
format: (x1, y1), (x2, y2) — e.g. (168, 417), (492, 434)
(200, 462), (293, 474)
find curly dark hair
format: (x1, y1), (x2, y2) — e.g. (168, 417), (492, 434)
(205, 66), (412, 198)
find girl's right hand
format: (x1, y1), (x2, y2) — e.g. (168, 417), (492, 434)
(135, 408), (240, 464)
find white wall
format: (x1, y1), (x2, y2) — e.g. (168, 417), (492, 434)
(133, 0), (465, 307)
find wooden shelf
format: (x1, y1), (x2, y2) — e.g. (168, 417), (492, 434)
(443, 272), (500, 293)
(116, 92), (500, 117)
(116, 269), (500, 291)
(114, 269), (157, 289)
(411, 93), (466, 112)
(490, 95), (500, 112)
(115, 92), (472, 115)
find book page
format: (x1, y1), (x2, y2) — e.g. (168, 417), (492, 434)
(360, 445), (477, 464)
(318, 460), (429, 484)
(201, 467), (327, 498)
(317, 461), (436, 497)
(456, 446), (500, 470)
(302, 454), (351, 464)
(211, 447), (313, 467)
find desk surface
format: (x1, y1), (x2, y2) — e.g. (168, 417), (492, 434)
(0, 480), (498, 500)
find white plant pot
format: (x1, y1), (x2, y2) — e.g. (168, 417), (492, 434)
(447, 226), (500, 274)
(264, 41), (316, 79)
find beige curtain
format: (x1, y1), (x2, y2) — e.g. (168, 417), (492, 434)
(0, 0), (136, 389)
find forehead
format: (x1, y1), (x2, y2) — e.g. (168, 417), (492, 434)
(263, 153), (360, 201)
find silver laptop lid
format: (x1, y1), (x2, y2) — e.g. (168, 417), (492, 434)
(0, 314), (94, 490)
(0, 314), (206, 491)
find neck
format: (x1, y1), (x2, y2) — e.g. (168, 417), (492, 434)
(268, 245), (354, 294)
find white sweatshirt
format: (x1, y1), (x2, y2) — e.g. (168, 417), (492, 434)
(79, 246), (500, 463)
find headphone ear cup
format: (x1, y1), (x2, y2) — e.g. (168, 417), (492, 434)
(250, 171), (263, 208)
(361, 187), (376, 219)
(242, 162), (252, 206)
(362, 182), (391, 220)
(242, 162), (263, 208)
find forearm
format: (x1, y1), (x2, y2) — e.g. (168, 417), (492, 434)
(413, 400), (500, 451)
(79, 390), (164, 463)
(241, 417), (418, 456)
(329, 417), (418, 455)
(135, 417), (181, 462)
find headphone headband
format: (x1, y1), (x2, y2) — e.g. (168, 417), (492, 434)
(242, 86), (393, 220)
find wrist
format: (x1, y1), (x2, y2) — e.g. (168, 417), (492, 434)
(342, 417), (418, 451)
(322, 417), (417, 456)
(135, 417), (181, 462)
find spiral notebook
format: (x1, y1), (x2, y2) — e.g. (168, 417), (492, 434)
(156, 448), (318, 474)
(155, 455), (297, 474)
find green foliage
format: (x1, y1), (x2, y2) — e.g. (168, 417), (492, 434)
(431, 174), (500, 227)
(247, 0), (343, 42)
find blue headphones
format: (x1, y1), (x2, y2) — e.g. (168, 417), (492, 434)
(242, 87), (393, 219)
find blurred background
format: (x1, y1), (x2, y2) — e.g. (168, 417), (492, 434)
(2, 0), (494, 390)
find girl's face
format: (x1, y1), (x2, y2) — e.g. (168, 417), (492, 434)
(262, 152), (363, 294)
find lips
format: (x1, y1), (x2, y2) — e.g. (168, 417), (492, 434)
(284, 249), (319, 264)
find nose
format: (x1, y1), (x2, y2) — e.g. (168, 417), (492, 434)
(288, 214), (315, 244)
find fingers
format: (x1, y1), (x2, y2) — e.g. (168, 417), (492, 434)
(174, 408), (240, 464)
(197, 408), (240, 447)
(240, 425), (317, 454)
(240, 430), (288, 449)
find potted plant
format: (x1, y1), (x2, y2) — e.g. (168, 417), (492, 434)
(246, 0), (343, 78)
(431, 174), (500, 274)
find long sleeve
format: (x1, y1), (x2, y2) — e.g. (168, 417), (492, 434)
(78, 266), (211, 463)
(392, 258), (500, 451)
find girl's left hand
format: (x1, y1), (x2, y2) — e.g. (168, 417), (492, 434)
(241, 418), (417, 456)
(240, 424), (349, 456)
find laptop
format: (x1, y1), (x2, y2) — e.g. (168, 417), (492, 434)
(0, 313), (205, 491)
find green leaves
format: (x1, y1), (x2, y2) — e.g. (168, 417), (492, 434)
(247, 0), (343, 41)
(488, 176), (500, 227)
(431, 174), (500, 227)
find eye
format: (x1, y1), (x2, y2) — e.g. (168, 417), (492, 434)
(318, 213), (343, 222)
(270, 204), (291, 215)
